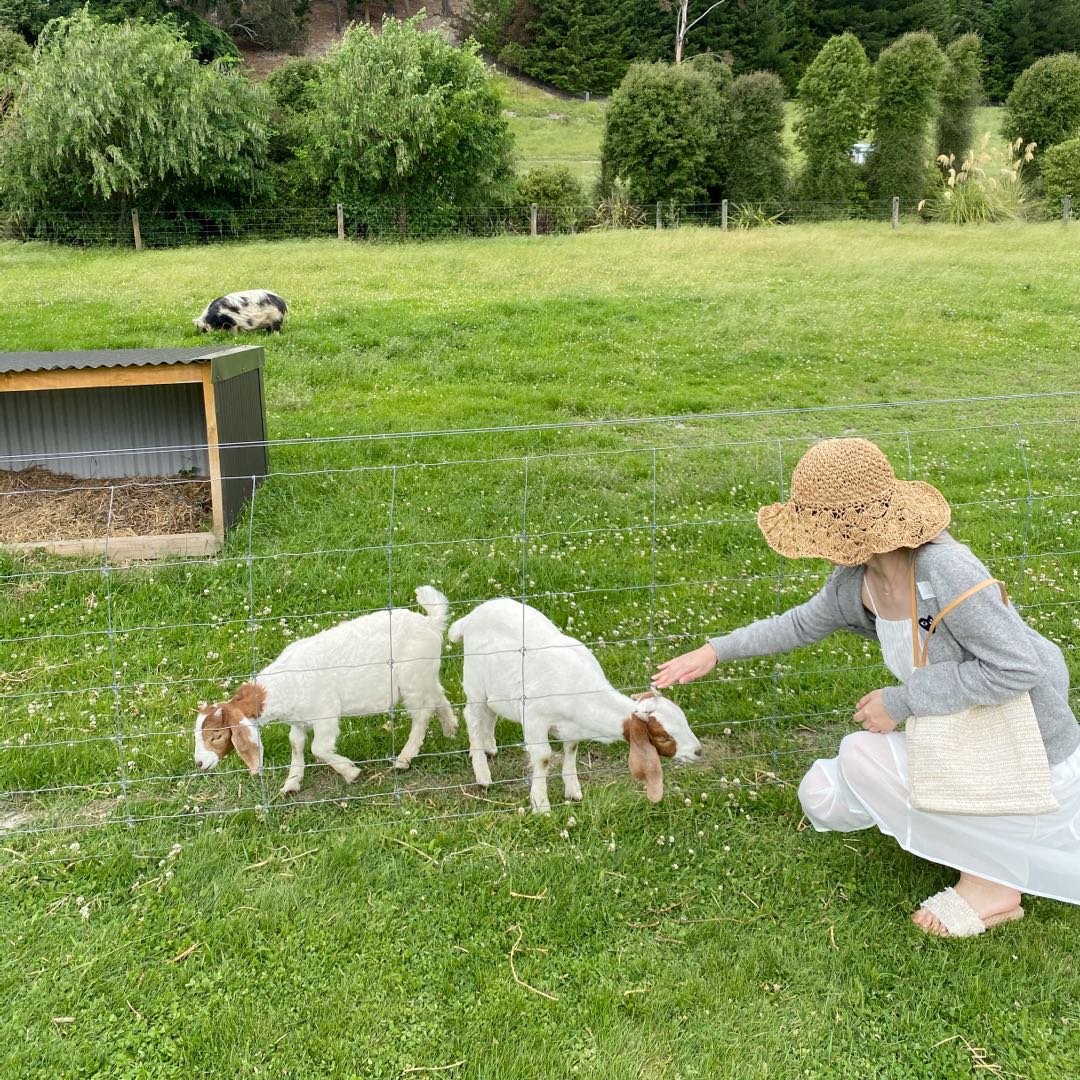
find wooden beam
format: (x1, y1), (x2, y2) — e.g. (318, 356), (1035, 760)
(201, 367), (225, 539)
(4, 532), (220, 560)
(0, 362), (209, 394)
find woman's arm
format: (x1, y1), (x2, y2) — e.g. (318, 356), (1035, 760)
(880, 550), (1042, 722)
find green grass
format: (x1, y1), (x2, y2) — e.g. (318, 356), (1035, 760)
(1, 224), (1079, 1077)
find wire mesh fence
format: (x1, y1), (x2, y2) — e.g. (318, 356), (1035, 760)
(2, 393), (1079, 865)
(4, 196), (1074, 248)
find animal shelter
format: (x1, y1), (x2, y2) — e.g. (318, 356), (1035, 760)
(0, 346), (269, 558)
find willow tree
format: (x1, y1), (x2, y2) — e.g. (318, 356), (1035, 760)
(0, 10), (269, 230)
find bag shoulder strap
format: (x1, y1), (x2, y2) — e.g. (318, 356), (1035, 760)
(909, 559), (1008, 669)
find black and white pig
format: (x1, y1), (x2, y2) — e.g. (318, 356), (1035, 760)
(194, 290), (288, 333)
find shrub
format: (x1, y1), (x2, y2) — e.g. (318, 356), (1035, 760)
(301, 16), (514, 236)
(600, 60), (725, 205)
(1003, 53), (1080, 170)
(725, 70), (788, 206)
(794, 33), (871, 207)
(516, 166), (586, 232)
(0, 10), (269, 236)
(866, 31), (947, 204)
(1041, 136), (1080, 208)
(918, 134), (1034, 223)
(0, 24), (28, 113)
(936, 33), (984, 162)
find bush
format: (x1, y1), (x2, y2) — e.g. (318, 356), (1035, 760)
(936, 33), (984, 162)
(794, 33), (871, 207)
(0, 11), (269, 236)
(301, 16), (514, 236)
(918, 134), (1035, 223)
(516, 166), (586, 232)
(1041, 136), (1080, 208)
(1003, 53), (1080, 170)
(600, 61), (726, 205)
(725, 70), (788, 206)
(0, 24), (28, 113)
(866, 31), (947, 204)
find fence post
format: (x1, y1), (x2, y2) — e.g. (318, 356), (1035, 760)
(1064, 195), (1072, 224)
(891, 196), (899, 229)
(131, 208), (142, 252)
(721, 199), (728, 232)
(585, 91), (590, 103)
(656, 203), (662, 230)
(336, 202), (345, 240)
(530, 203), (538, 237)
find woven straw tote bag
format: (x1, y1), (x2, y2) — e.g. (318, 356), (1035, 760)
(905, 568), (1059, 816)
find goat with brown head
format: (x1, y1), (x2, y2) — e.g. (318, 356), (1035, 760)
(194, 684), (266, 775)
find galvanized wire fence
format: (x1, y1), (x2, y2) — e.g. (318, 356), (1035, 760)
(4, 196), (1074, 248)
(1, 394), (1079, 864)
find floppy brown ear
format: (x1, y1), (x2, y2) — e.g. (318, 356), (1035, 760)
(645, 715), (677, 758)
(223, 705), (263, 775)
(623, 714), (664, 803)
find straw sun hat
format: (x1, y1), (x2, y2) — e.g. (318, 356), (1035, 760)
(757, 438), (951, 566)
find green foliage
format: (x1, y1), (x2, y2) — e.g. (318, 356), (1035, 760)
(301, 17), (514, 233)
(1040, 135), (1080, 207)
(0, 11), (269, 235)
(214, 0), (310, 52)
(1003, 52), (1080, 170)
(600, 60), (725, 205)
(936, 33), (984, 161)
(918, 132), (1033, 222)
(866, 31), (947, 203)
(515, 164), (586, 232)
(794, 33), (872, 206)
(725, 70), (788, 205)
(0, 24), (28, 113)
(0, 0), (239, 62)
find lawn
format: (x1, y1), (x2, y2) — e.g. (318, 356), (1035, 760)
(1, 223), (1078, 1078)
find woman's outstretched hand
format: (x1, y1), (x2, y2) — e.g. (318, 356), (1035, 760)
(652, 643), (718, 689)
(855, 689), (897, 734)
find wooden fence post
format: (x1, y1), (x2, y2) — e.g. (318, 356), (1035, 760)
(530, 203), (538, 236)
(131, 208), (142, 252)
(336, 203), (345, 240)
(656, 203), (662, 230)
(721, 199), (728, 232)
(1064, 195), (1072, 224)
(891, 196), (899, 229)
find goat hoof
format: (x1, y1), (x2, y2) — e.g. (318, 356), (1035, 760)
(342, 767), (361, 785)
(393, 757), (412, 771)
(565, 791), (583, 803)
(279, 783), (300, 796)
(485, 750), (498, 762)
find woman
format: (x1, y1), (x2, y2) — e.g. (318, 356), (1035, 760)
(653, 437), (1080, 937)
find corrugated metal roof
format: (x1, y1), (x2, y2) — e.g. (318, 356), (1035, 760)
(0, 346), (259, 375)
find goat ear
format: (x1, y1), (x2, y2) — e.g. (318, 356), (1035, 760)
(223, 705), (263, 774)
(623, 714), (664, 803)
(645, 715), (677, 758)
(630, 690), (655, 703)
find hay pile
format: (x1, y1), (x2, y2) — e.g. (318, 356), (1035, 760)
(0, 467), (212, 543)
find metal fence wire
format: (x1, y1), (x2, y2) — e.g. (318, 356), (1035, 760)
(1, 394), (1078, 864)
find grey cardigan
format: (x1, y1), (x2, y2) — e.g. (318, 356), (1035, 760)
(708, 539), (1080, 766)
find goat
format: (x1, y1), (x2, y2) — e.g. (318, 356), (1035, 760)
(448, 598), (703, 813)
(194, 290), (288, 333)
(194, 586), (458, 794)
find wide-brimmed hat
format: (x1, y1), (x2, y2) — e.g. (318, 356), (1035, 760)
(757, 438), (951, 565)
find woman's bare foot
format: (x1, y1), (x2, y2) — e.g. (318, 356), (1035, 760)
(912, 872), (1022, 936)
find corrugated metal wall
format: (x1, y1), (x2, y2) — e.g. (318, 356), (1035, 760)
(214, 368), (269, 528)
(0, 384), (210, 479)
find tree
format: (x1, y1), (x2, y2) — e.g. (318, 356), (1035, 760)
(0, 11), (269, 222)
(0, 24), (28, 115)
(936, 33), (984, 160)
(866, 30), (947, 203)
(659, 0), (726, 64)
(794, 33), (872, 205)
(600, 60), (726, 203)
(1003, 52), (1080, 169)
(725, 70), (788, 204)
(301, 17), (514, 232)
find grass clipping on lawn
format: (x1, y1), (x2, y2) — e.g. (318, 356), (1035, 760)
(0, 467), (212, 542)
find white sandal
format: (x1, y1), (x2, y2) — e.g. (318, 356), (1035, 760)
(917, 887), (1025, 938)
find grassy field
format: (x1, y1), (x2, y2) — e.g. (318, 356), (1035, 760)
(1, 224), (1079, 1078)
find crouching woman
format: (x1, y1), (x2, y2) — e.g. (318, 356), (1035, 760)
(654, 438), (1080, 937)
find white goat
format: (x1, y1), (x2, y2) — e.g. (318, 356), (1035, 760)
(194, 586), (458, 794)
(448, 599), (703, 813)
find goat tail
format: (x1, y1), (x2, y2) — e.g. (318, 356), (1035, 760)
(447, 610), (470, 646)
(415, 585), (451, 634)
